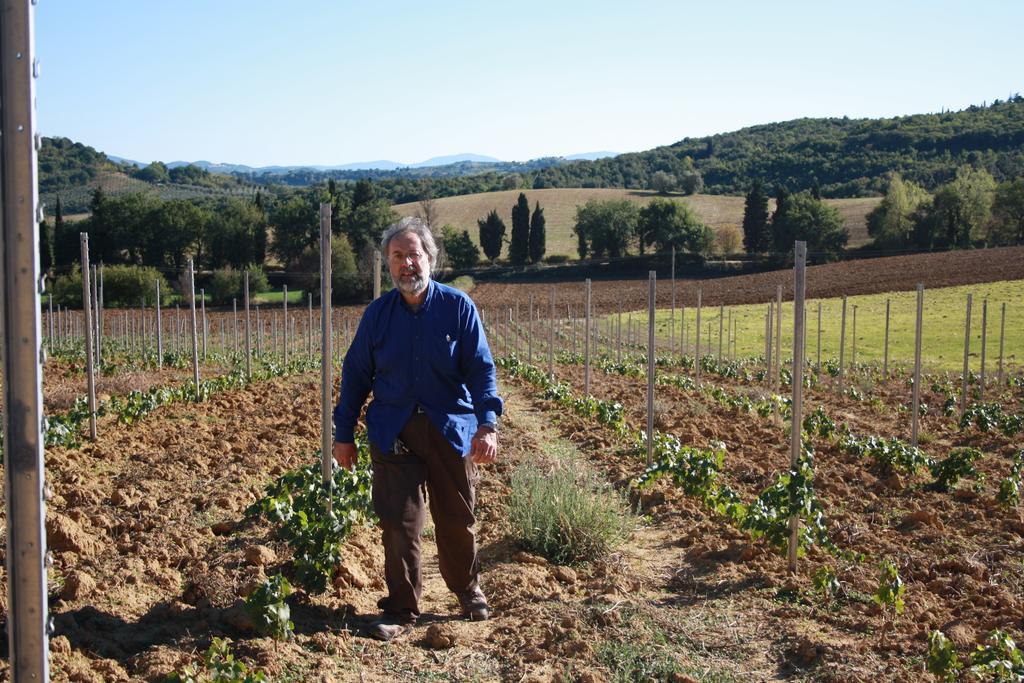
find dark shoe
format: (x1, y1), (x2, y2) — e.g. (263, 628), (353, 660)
(457, 590), (490, 621)
(366, 615), (412, 642)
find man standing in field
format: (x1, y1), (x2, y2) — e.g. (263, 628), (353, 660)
(333, 216), (503, 641)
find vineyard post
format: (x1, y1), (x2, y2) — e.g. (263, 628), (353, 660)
(80, 234), (98, 441)
(997, 303), (1006, 385)
(319, 203), (334, 510)
(911, 285), (924, 447)
(670, 246), (676, 354)
(695, 287), (702, 385)
(47, 291), (53, 355)
(774, 285), (782, 393)
(244, 272), (252, 381)
(882, 299), (891, 376)
(816, 302), (822, 374)
(98, 264), (104, 364)
(727, 308), (732, 360)
(548, 286), (555, 376)
(373, 250), (381, 300)
(852, 305), (858, 366)
(570, 304), (576, 356)
(2, 0), (50, 670)
(979, 299), (987, 397)
(528, 293), (534, 365)
(838, 296), (847, 391)
(585, 278), (592, 396)
(140, 301), (145, 356)
(231, 299), (237, 356)
(156, 280), (163, 368)
(188, 260), (201, 398)
(646, 271), (656, 466)
(283, 284), (289, 365)
(681, 304), (686, 358)
(718, 303), (724, 363)
(307, 292), (313, 358)
(616, 301), (622, 363)
(959, 293), (972, 420)
(788, 241), (807, 574)
(765, 303), (771, 372)
(90, 265), (98, 365)
(201, 289), (208, 361)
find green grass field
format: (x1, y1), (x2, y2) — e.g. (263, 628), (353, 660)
(612, 279), (1023, 374)
(393, 188), (880, 259)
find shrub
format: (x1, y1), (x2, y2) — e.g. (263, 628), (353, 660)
(51, 265), (169, 307)
(544, 254), (569, 264)
(441, 225), (480, 269)
(204, 265), (268, 305)
(509, 452), (633, 565)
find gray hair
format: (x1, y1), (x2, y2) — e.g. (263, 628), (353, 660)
(380, 216), (439, 265)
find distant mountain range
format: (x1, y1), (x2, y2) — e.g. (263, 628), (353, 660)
(106, 151), (619, 174)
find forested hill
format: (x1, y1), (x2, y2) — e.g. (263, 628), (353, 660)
(527, 96), (1024, 198)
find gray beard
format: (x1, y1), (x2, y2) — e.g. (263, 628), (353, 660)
(395, 272), (428, 296)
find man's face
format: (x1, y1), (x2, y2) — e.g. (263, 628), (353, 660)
(388, 230), (431, 297)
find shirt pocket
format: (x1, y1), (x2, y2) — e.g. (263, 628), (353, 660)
(433, 333), (459, 373)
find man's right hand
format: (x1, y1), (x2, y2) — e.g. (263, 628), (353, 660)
(333, 442), (357, 471)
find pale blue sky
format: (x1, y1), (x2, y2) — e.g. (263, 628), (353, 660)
(36, 0), (1023, 168)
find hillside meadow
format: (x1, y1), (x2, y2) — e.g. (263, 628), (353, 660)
(393, 188), (881, 258)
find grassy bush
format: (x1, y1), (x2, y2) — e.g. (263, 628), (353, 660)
(51, 265), (169, 307)
(509, 452), (634, 565)
(204, 265), (269, 305)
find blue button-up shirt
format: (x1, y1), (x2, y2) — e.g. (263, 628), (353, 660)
(333, 280), (503, 457)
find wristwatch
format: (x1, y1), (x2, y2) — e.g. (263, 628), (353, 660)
(479, 422), (497, 434)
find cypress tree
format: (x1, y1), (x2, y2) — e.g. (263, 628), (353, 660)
(477, 209), (506, 264)
(509, 192), (530, 266)
(528, 202), (546, 264)
(741, 180), (770, 253)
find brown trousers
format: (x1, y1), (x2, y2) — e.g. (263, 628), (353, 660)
(369, 412), (480, 622)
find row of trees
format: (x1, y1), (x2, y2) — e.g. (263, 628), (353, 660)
(571, 198), (714, 259)
(474, 193), (547, 266)
(741, 181), (848, 259)
(866, 168), (1024, 250)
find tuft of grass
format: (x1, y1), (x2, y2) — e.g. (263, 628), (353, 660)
(508, 449), (634, 565)
(596, 640), (681, 682)
(447, 275), (475, 293)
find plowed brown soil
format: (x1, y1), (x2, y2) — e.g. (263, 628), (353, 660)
(468, 246), (1024, 313)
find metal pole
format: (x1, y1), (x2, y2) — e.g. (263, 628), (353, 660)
(90, 264), (98, 365)
(80, 238), (97, 442)
(766, 302), (773, 378)
(201, 288), (207, 361)
(283, 284), (289, 365)
(244, 273), (252, 380)
(320, 203), (334, 510)
(788, 242), (807, 574)
(156, 279), (163, 367)
(584, 279), (591, 395)
(670, 246), (676, 354)
(2, 0), (50, 669)
(97, 263), (104, 365)
(307, 291), (313, 358)
(528, 293), (534, 365)
(838, 296), (847, 391)
(774, 285), (782, 392)
(718, 303), (724, 363)
(616, 302), (622, 363)
(911, 285), (924, 447)
(883, 299), (890, 377)
(548, 286), (555, 376)
(979, 299), (987, 397)
(816, 302), (822, 374)
(647, 271), (656, 466)
(852, 305), (858, 367)
(960, 293), (972, 420)
(47, 292), (53, 355)
(188, 260), (200, 399)
(695, 287), (702, 385)
(998, 303), (1006, 386)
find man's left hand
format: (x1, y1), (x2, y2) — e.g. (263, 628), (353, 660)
(470, 427), (497, 464)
